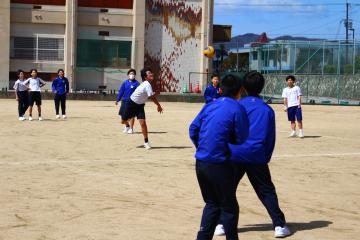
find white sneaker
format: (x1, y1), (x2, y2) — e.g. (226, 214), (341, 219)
(56, 115), (60, 119)
(38, 117), (43, 121)
(123, 126), (130, 133)
(298, 130), (304, 138)
(274, 226), (291, 238)
(214, 224), (225, 236)
(18, 117), (25, 121)
(289, 131), (296, 137)
(62, 115), (67, 119)
(144, 142), (151, 150)
(127, 128), (134, 134)
(29, 116), (33, 121)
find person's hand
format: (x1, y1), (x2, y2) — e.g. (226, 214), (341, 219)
(157, 105), (163, 113)
(298, 104), (301, 109)
(283, 106), (287, 112)
(115, 101), (118, 106)
(16, 97), (19, 101)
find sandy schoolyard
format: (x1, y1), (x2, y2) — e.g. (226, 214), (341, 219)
(0, 99), (359, 240)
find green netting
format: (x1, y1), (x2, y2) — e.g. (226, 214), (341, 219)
(77, 39), (132, 68)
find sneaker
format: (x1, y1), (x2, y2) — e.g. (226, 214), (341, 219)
(214, 224), (225, 236)
(18, 117), (25, 121)
(62, 115), (67, 119)
(298, 130), (304, 138)
(123, 126), (130, 133)
(29, 116), (33, 121)
(289, 131), (296, 138)
(38, 117), (43, 121)
(274, 226), (291, 238)
(144, 142), (152, 150)
(127, 128), (134, 134)
(56, 115), (60, 119)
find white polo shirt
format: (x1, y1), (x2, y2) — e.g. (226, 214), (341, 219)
(282, 86), (302, 108)
(23, 77), (46, 92)
(130, 81), (154, 104)
(13, 79), (28, 92)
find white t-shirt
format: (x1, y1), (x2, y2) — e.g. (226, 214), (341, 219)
(282, 86), (302, 108)
(23, 77), (46, 92)
(130, 81), (154, 104)
(13, 79), (28, 91)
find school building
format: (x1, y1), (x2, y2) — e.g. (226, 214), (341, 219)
(0, 0), (213, 92)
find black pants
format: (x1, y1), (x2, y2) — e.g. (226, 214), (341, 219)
(17, 91), (29, 117)
(234, 163), (286, 228)
(196, 161), (239, 240)
(54, 94), (66, 115)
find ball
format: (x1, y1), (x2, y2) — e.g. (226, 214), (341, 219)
(203, 46), (215, 59)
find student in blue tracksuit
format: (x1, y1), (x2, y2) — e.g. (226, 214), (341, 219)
(115, 69), (140, 134)
(52, 69), (69, 119)
(203, 74), (221, 103)
(189, 74), (249, 240)
(227, 71), (291, 238)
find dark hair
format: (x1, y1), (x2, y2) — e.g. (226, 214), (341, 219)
(211, 73), (220, 80)
(57, 69), (64, 74)
(140, 67), (152, 81)
(127, 68), (136, 75)
(243, 71), (265, 96)
(286, 75), (296, 82)
(17, 69), (24, 76)
(30, 68), (38, 74)
(221, 74), (242, 97)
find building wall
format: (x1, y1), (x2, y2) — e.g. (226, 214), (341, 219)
(144, 0), (211, 92)
(4, 0), (212, 92)
(0, 1), (10, 89)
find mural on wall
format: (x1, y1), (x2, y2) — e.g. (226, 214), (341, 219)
(145, 0), (203, 92)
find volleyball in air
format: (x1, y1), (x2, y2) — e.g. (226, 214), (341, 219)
(203, 46), (215, 58)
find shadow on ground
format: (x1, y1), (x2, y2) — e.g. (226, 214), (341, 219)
(136, 145), (192, 149)
(238, 220), (332, 235)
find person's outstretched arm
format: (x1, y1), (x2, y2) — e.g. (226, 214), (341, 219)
(149, 95), (163, 113)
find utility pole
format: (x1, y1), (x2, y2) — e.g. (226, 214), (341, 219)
(346, 2), (349, 43)
(344, 2), (350, 64)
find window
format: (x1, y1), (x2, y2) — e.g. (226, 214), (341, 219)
(77, 39), (132, 68)
(78, 0), (133, 9)
(10, 35), (65, 62)
(252, 52), (258, 60)
(11, 0), (66, 5)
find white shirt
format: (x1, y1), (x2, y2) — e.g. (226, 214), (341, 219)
(13, 79), (28, 92)
(23, 77), (46, 92)
(282, 86), (302, 108)
(130, 81), (154, 104)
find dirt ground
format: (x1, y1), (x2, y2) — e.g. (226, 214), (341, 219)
(0, 99), (359, 240)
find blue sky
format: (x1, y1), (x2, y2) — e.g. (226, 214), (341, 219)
(214, 0), (360, 40)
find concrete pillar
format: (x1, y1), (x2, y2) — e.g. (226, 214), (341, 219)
(200, 0), (213, 90)
(0, 0), (10, 89)
(132, 0), (145, 73)
(65, 0), (77, 91)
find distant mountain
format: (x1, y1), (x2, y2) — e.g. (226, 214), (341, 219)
(214, 33), (324, 50)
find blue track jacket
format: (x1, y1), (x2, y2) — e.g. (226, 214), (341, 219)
(52, 77), (69, 95)
(229, 96), (276, 164)
(204, 85), (221, 103)
(117, 79), (140, 102)
(189, 97), (249, 163)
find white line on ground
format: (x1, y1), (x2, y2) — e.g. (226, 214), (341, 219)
(0, 152), (360, 165)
